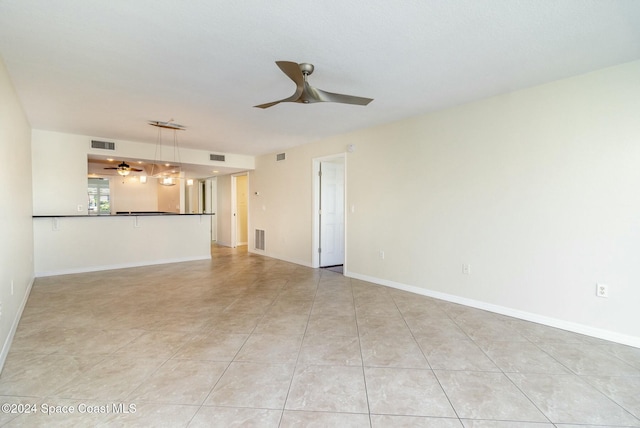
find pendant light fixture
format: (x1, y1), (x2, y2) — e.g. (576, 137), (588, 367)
(149, 119), (185, 186)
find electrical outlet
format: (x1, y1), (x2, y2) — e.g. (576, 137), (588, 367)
(596, 283), (609, 298)
(10, 279), (14, 296)
(77, 204), (83, 212)
(462, 264), (471, 275)
(379, 250), (385, 260)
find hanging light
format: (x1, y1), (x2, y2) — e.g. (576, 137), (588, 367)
(149, 119), (185, 186)
(117, 167), (130, 177)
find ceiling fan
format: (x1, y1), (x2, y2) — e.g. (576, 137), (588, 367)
(104, 161), (143, 176)
(254, 61), (373, 109)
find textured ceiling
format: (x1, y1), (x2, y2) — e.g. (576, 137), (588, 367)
(1, 1), (639, 156)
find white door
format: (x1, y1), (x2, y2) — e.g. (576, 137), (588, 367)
(319, 161), (345, 267)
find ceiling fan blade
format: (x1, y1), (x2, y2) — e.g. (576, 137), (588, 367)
(254, 84), (304, 109)
(254, 100), (284, 109)
(131, 168), (143, 172)
(104, 167), (118, 170)
(312, 87), (373, 106)
(275, 61), (305, 88)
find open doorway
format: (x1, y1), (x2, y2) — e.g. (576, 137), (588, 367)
(231, 174), (248, 247)
(312, 154), (346, 270)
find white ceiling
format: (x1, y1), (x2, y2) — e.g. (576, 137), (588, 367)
(1, 1), (639, 156)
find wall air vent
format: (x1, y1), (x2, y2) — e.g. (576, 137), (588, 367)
(255, 229), (265, 251)
(276, 153), (286, 161)
(210, 154), (226, 162)
(91, 140), (115, 150)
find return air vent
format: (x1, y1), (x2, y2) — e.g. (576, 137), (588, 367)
(276, 153), (286, 161)
(91, 140), (115, 150)
(210, 154), (226, 162)
(255, 229), (265, 251)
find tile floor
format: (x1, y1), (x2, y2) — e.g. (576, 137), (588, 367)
(1, 245), (639, 427)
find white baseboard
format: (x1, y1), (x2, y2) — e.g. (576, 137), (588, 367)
(346, 270), (640, 349)
(35, 255), (211, 278)
(0, 276), (35, 371)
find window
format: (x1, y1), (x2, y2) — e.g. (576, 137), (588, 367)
(88, 178), (110, 214)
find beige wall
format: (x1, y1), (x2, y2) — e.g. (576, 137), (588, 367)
(0, 58), (34, 366)
(111, 175), (159, 213)
(250, 60), (640, 346)
(156, 179), (181, 213)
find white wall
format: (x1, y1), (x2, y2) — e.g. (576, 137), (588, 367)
(0, 58), (34, 367)
(249, 60), (640, 346)
(33, 215), (211, 276)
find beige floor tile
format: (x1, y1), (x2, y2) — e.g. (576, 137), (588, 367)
(204, 362), (294, 409)
(461, 421), (554, 428)
(52, 356), (166, 400)
(371, 415), (464, 427)
(205, 312), (263, 333)
(286, 365), (368, 413)
(114, 330), (195, 359)
(95, 402), (199, 427)
(539, 343), (640, 376)
(477, 341), (571, 374)
(435, 370), (548, 422)
(360, 334), (429, 368)
(253, 312), (310, 335)
(365, 367), (456, 417)
(583, 375), (640, 419)
(306, 314), (358, 337)
(417, 338), (499, 372)
(405, 317), (468, 340)
(0, 354), (105, 397)
(233, 333), (303, 363)
(281, 410), (370, 427)
(508, 373), (640, 426)
(298, 335), (362, 366)
(190, 406), (282, 427)
(172, 331), (248, 361)
(128, 359), (228, 405)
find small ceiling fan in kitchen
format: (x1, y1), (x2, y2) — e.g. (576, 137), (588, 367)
(104, 161), (143, 177)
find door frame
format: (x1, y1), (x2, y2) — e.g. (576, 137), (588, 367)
(312, 153), (347, 269)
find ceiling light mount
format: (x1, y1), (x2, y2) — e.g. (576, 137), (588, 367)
(148, 120), (186, 131)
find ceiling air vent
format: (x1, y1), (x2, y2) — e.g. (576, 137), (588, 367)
(276, 153), (286, 161)
(91, 140), (115, 150)
(210, 154), (226, 162)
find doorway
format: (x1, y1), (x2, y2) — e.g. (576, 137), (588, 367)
(198, 177), (218, 243)
(231, 174), (248, 247)
(313, 154), (346, 269)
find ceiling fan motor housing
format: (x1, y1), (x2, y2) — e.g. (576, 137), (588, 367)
(299, 63), (314, 76)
